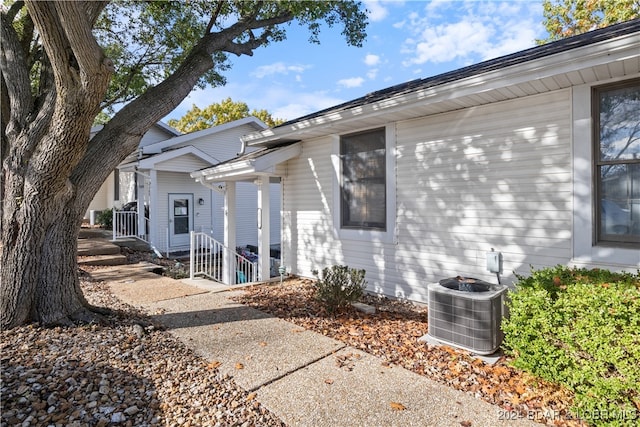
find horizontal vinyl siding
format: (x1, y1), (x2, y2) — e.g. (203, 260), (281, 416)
(176, 124), (258, 162)
(282, 138), (342, 276)
(283, 89), (573, 303)
(155, 155), (210, 172)
(154, 171), (212, 252)
(394, 89), (572, 300)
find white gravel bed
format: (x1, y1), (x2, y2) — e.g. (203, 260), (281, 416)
(1, 276), (286, 427)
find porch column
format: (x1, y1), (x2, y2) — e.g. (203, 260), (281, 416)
(224, 181), (237, 285)
(148, 170), (158, 250)
(137, 174), (146, 240)
(257, 175), (271, 281)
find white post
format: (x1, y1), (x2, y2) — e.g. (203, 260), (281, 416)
(112, 208), (116, 241)
(257, 175), (271, 281)
(189, 231), (195, 280)
(137, 177), (145, 239)
(223, 181), (237, 285)
(149, 169), (158, 247)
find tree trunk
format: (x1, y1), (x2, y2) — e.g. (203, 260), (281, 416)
(1, 0), (308, 329)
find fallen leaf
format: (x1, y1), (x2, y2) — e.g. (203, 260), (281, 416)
(246, 392), (257, 401)
(208, 361), (222, 370)
(235, 362), (244, 370)
(324, 378), (334, 385)
(460, 421), (472, 427)
(390, 402), (406, 411)
(259, 341), (268, 347)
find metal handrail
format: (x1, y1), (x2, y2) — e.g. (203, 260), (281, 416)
(189, 231), (257, 285)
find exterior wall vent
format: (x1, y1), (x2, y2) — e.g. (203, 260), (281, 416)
(427, 279), (507, 355)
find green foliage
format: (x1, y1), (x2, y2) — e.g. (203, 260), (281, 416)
(93, 1), (368, 112)
(95, 208), (113, 230)
(167, 98), (285, 133)
(539, 0), (640, 44)
(502, 266), (640, 425)
(313, 265), (367, 313)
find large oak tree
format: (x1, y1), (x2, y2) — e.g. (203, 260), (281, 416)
(1, 0), (367, 329)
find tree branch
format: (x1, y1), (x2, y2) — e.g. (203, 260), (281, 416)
(0, 9), (34, 134)
(53, 1), (108, 77)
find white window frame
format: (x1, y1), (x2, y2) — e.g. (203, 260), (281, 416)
(572, 78), (640, 268)
(331, 124), (397, 243)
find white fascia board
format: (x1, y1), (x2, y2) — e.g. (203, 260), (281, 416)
(196, 161), (256, 181)
(242, 33), (639, 146)
(138, 146), (218, 169)
(142, 117), (268, 154)
(192, 142), (302, 182)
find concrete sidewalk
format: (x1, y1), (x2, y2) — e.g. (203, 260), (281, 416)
(95, 264), (538, 427)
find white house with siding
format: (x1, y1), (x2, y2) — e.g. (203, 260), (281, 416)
(93, 117), (281, 254)
(192, 21), (640, 302)
(86, 122), (181, 217)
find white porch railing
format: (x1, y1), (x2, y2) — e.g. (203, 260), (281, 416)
(189, 231), (258, 285)
(112, 210), (149, 242)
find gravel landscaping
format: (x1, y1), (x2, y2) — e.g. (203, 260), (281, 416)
(0, 276), (285, 427)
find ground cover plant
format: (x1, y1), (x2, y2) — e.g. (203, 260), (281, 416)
(312, 265), (367, 313)
(502, 266), (640, 426)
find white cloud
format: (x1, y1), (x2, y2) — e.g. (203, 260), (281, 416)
(337, 77), (365, 88)
(364, 54), (381, 66)
(367, 69), (379, 80)
(251, 62), (309, 78)
(399, 1), (543, 67)
(364, 0), (389, 22)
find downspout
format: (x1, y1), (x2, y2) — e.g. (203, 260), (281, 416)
(238, 138), (247, 156)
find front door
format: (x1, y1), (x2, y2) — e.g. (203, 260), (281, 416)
(169, 194), (193, 248)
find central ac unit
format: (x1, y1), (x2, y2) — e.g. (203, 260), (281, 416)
(427, 279), (507, 355)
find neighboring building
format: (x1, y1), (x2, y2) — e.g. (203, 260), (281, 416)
(193, 21), (640, 302)
(89, 117), (281, 254)
(86, 122), (180, 217)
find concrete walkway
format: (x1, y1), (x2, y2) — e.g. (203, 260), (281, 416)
(93, 264), (538, 427)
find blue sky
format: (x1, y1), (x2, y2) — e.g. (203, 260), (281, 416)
(165, 0), (548, 123)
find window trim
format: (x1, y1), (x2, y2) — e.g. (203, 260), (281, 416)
(332, 124), (397, 243)
(592, 78), (640, 247)
(340, 127), (387, 231)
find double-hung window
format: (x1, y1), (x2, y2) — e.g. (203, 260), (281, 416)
(593, 79), (640, 245)
(340, 128), (386, 230)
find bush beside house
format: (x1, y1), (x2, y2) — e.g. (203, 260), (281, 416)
(502, 266), (640, 426)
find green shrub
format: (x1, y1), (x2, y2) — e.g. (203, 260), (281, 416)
(96, 208), (113, 230)
(313, 265), (367, 313)
(502, 265), (640, 426)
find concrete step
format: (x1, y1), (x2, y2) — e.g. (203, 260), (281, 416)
(78, 239), (121, 256)
(78, 254), (129, 266)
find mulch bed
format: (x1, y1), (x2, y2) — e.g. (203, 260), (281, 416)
(233, 277), (586, 426)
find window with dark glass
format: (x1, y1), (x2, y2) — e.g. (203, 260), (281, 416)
(593, 79), (640, 245)
(340, 128), (386, 230)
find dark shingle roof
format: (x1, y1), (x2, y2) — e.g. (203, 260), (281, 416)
(276, 19), (640, 128)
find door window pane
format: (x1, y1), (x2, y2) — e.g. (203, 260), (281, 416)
(173, 199), (189, 234)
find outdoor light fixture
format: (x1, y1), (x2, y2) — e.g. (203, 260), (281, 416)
(198, 198), (205, 205)
(278, 265), (286, 284)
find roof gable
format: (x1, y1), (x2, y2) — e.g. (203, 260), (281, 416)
(142, 117), (267, 155)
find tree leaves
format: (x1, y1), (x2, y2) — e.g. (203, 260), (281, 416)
(167, 97), (284, 133)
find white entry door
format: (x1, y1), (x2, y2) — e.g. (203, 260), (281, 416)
(168, 194), (193, 248)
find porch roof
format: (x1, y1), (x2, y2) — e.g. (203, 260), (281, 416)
(119, 145), (219, 172)
(191, 141), (301, 183)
